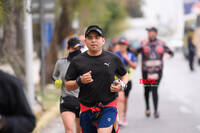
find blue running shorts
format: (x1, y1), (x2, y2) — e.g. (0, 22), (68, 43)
(80, 107), (117, 133)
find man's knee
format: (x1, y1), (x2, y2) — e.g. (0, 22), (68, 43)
(65, 127), (74, 133)
(97, 125), (113, 133)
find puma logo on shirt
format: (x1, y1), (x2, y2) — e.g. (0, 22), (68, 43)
(104, 62), (110, 67)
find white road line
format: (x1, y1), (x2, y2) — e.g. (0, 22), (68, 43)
(179, 106), (192, 114)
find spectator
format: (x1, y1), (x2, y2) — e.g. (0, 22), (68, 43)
(0, 70), (36, 133)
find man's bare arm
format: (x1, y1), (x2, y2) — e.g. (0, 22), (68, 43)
(65, 80), (79, 91)
(65, 71), (93, 91)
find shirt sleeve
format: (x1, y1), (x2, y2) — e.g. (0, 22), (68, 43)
(52, 60), (60, 81)
(115, 55), (127, 77)
(65, 60), (79, 81)
(163, 43), (174, 57)
(131, 53), (136, 62)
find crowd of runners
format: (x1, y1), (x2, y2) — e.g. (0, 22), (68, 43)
(52, 25), (174, 133)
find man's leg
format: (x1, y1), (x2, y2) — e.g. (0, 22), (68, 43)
(117, 91), (125, 125)
(124, 97), (128, 120)
(123, 81), (132, 125)
(97, 125), (113, 133)
(75, 118), (81, 133)
(142, 71), (151, 117)
(144, 86), (150, 110)
(97, 107), (117, 133)
(189, 55), (194, 71)
(152, 72), (162, 118)
(61, 112), (76, 133)
(152, 87), (158, 112)
(80, 111), (97, 133)
(152, 86), (160, 118)
(144, 86), (151, 117)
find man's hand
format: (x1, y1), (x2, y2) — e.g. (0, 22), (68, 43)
(166, 54), (172, 59)
(110, 80), (122, 92)
(122, 53), (137, 69)
(81, 71), (93, 84)
(122, 53), (129, 61)
(55, 80), (62, 88)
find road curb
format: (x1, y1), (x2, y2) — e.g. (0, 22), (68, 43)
(32, 102), (60, 133)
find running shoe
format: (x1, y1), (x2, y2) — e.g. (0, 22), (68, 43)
(145, 109), (151, 117)
(154, 111), (159, 118)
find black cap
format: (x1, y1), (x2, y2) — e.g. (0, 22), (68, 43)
(85, 25), (104, 37)
(67, 37), (82, 49)
(146, 27), (158, 32)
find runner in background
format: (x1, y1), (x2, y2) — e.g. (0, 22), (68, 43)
(108, 39), (120, 52)
(52, 37), (82, 133)
(136, 27), (174, 118)
(187, 36), (196, 71)
(79, 35), (88, 53)
(115, 38), (137, 126)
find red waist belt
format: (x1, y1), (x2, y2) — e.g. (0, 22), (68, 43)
(80, 99), (117, 113)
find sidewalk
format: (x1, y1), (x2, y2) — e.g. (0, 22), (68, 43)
(32, 102), (60, 133)
(32, 84), (61, 133)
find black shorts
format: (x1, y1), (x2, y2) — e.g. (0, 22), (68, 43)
(60, 95), (80, 118)
(124, 80), (132, 97)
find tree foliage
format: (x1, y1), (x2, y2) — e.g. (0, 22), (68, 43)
(0, 0), (8, 25)
(75, 0), (128, 37)
(126, 0), (143, 18)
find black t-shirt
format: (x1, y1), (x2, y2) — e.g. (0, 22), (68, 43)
(65, 50), (127, 106)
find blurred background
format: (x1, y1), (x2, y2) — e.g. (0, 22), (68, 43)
(0, 0), (200, 132)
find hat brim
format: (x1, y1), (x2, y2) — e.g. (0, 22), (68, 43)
(146, 28), (157, 32)
(73, 43), (82, 48)
(119, 42), (129, 45)
(85, 28), (104, 37)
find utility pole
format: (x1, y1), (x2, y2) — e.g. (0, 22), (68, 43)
(24, 0), (35, 105)
(39, 0), (46, 96)
(72, 12), (79, 35)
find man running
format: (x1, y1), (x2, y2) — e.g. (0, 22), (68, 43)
(65, 25), (128, 133)
(136, 27), (174, 118)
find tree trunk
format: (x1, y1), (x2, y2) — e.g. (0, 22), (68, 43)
(45, 0), (74, 83)
(2, 0), (25, 83)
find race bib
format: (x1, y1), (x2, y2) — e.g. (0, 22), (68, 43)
(147, 73), (159, 80)
(145, 60), (161, 67)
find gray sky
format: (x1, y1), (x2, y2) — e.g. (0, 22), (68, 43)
(142, 0), (183, 23)
(142, 0), (184, 38)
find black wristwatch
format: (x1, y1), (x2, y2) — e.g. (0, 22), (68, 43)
(76, 76), (84, 87)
